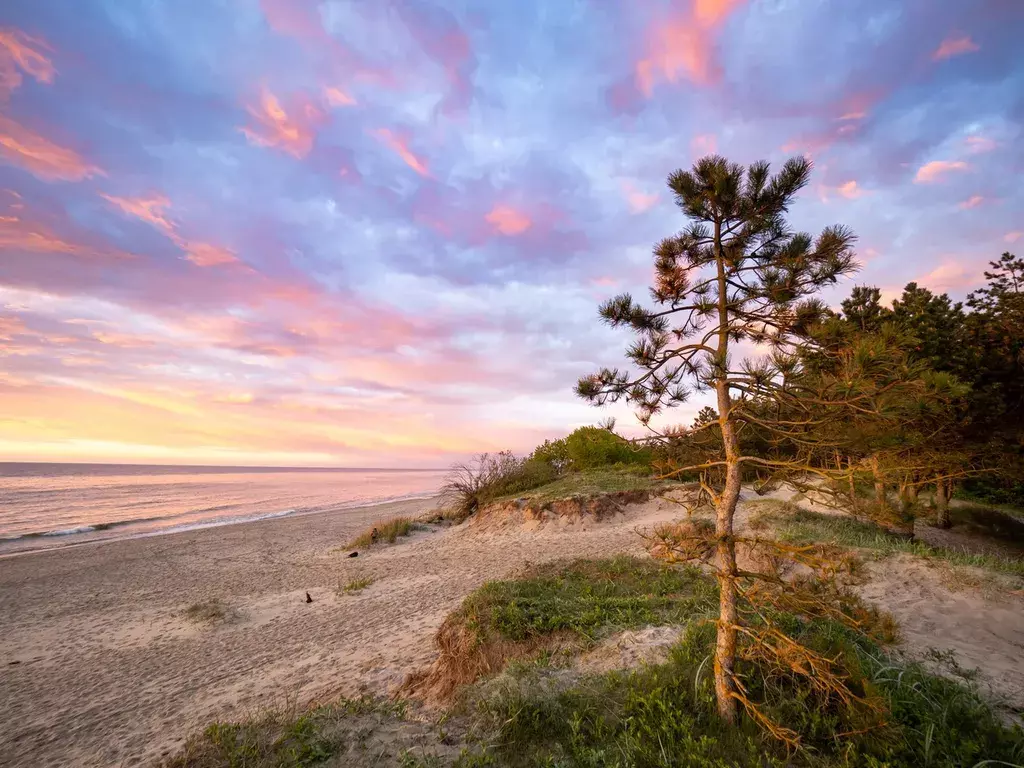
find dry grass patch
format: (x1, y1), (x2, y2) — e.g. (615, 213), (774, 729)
(183, 598), (240, 625)
(347, 517), (420, 549)
(340, 576), (375, 594)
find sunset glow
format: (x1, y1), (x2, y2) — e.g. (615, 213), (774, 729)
(0, 3), (1021, 467)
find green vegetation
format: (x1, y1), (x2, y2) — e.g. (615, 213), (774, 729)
(164, 696), (414, 768)
(465, 622), (1024, 768)
(340, 576), (374, 594)
(347, 517), (420, 549)
(183, 598), (238, 625)
(490, 466), (669, 504)
(450, 556), (715, 643)
(754, 502), (1024, 579)
(440, 452), (558, 522)
(530, 425), (653, 472)
(167, 558), (1024, 768)
(410, 557), (716, 701)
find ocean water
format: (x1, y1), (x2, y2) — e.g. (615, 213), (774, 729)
(0, 463), (445, 556)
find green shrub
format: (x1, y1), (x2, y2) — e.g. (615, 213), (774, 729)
(531, 426), (653, 472)
(467, 619), (1024, 767)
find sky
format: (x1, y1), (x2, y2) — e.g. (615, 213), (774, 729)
(0, 0), (1022, 468)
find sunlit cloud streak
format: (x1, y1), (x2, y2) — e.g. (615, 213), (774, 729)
(914, 160), (968, 184)
(0, 27), (55, 99)
(241, 87), (325, 158)
(932, 35), (979, 61)
(0, 114), (103, 181)
(371, 128), (430, 176)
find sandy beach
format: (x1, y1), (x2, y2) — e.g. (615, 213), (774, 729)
(2, 493), (1022, 767)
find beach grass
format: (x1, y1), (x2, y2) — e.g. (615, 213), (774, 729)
(463, 622), (1024, 768)
(750, 501), (1024, 579)
(347, 517), (421, 549)
(340, 576), (374, 594)
(182, 598), (238, 625)
(407, 556), (717, 701)
(490, 467), (674, 505)
(163, 696), (409, 768)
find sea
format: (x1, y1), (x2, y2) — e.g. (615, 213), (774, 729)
(0, 463), (445, 556)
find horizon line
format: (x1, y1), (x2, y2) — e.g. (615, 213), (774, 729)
(0, 460), (449, 472)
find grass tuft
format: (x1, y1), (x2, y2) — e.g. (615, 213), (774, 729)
(752, 502), (1024, 579)
(163, 696), (411, 768)
(183, 598), (239, 625)
(347, 517), (421, 549)
(340, 576), (375, 594)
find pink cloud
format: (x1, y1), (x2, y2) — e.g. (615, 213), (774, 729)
(371, 128), (430, 176)
(691, 134), (717, 156)
(0, 27), (55, 100)
(485, 204), (532, 236)
(101, 192), (239, 268)
(323, 86), (356, 107)
(0, 206), (135, 262)
(837, 180), (864, 199)
(779, 90), (885, 156)
(932, 35), (979, 61)
(180, 241), (239, 267)
(919, 261), (980, 292)
(101, 193), (174, 232)
(0, 114), (103, 182)
(633, 1), (744, 96)
(621, 181), (659, 213)
(965, 135), (997, 154)
(818, 180), (866, 203)
(240, 87), (325, 158)
(913, 160), (968, 184)
(391, 0), (477, 116)
(1005, 232), (1022, 244)
(957, 195), (984, 210)
(259, 0), (396, 90)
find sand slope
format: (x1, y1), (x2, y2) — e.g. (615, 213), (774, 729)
(0, 493), (1020, 767)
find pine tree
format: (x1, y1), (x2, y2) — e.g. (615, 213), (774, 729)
(841, 285), (888, 331)
(577, 155), (857, 722)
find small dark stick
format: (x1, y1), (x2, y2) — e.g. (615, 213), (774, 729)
(305, 592), (313, 603)
(348, 551), (359, 558)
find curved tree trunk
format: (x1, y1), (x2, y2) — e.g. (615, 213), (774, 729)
(714, 386), (741, 724)
(935, 479), (951, 529)
(711, 216), (740, 725)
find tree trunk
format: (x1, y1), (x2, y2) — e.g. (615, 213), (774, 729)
(935, 479), (951, 528)
(893, 482), (915, 538)
(847, 459), (857, 514)
(714, 384), (741, 724)
(711, 215), (740, 725)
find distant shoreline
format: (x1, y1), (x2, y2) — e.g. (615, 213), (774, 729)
(0, 461), (448, 477)
(0, 493), (442, 560)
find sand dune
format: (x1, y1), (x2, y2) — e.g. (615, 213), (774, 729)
(0, 493), (1020, 767)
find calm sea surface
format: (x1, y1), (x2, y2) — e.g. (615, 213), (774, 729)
(0, 463), (445, 555)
